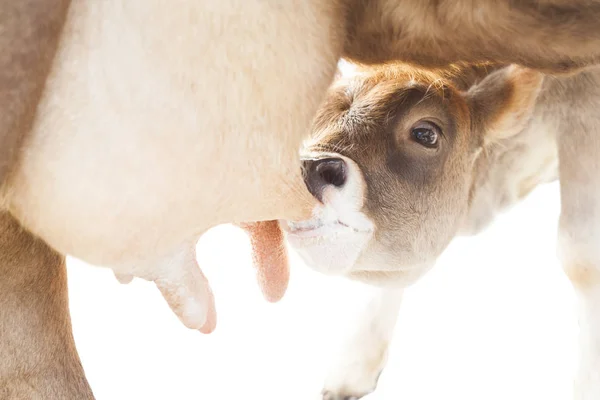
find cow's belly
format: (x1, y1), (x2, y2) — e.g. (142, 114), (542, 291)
(4, 0), (336, 274)
(7, 79), (232, 271)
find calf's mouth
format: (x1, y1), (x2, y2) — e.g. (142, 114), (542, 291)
(279, 152), (374, 276)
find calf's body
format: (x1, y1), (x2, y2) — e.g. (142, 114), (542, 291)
(287, 64), (600, 399)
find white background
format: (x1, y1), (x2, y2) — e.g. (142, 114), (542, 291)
(67, 181), (579, 399)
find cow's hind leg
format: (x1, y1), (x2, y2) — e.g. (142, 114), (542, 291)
(0, 211), (94, 399)
(556, 82), (600, 399)
(0, 0), (71, 189)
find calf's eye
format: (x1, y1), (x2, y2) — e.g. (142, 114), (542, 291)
(411, 121), (440, 148)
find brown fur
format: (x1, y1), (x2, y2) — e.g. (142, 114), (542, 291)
(4, 1), (600, 397)
(0, 1), (92, 398)
(0, 0), (71, 188)
(0, 212), (93, 399)
(343, 0), (600, 72)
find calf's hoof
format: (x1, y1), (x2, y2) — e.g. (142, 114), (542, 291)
(322, 390), (365, 400)
(321, 369), (381, 400)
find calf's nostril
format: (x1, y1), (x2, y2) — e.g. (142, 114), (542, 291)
(316, 158), (346, 187)
(302, 157), (347, 203)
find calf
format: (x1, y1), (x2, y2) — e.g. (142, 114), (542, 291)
(283, 63), (600, 399)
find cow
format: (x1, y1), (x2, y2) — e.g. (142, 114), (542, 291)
(3, 0), (600, 398)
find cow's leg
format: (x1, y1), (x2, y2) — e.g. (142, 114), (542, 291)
(321, 287), (403, 400)
(0, 0), (71, 189)
(557, 110), (600, 399)
(0, 211), (94, 399)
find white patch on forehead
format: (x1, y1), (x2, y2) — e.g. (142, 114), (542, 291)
(337, 58), (358, 77)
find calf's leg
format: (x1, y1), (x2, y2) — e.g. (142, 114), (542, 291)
(557, 110), (600, 400)
(0, 212), (94, 399)
(322, 287), (403, 400)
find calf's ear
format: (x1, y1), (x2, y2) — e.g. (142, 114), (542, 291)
(465, 65), (543, 144)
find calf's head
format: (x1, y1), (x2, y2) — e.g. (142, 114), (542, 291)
(283, 64), (542, 286)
